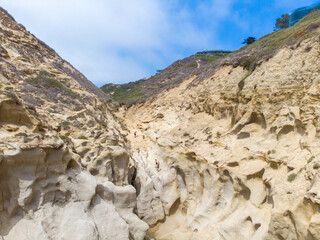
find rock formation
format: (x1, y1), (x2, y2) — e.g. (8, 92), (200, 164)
(2, 5), (320, 240)
(0, 8), (147, 240)
(119, 13), (320, 240)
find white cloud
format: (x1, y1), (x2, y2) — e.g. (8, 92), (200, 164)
(1, 0), (238, 85)
(2, 0), (313, 85)
(197, 0), (235, 18)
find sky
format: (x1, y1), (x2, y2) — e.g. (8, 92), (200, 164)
(1, 0), (318, 86)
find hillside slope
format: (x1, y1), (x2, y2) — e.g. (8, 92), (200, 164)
(119, 11), (320, 239)
(0, 8), (148, 240)
(101, 52), (229, 106)
(3, 5), (320, 240)
(103, 11), (320, 107)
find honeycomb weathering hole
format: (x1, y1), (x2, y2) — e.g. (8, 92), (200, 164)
(67, 159), (78, 170)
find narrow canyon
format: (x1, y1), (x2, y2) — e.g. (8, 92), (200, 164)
(1, 7), (320, 240)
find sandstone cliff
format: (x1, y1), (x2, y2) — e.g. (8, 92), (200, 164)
(2, 5), (320, 240)
(119, 12), (320, 240)
(0, 8), (148, 240)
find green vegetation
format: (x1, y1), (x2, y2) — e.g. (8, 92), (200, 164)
(101, 11), (320, 107)
(101, 81), (145, 106)
(244, 10), (320, 51)
(308, 156), (315, 163)
(187, 62), (197, 68)
(236, 10), (320, 70)
(101, 51), (231, 106)
(241, 70), (253, 81)
(238, 70), (252, 90)
(27, 70), (62, 87)
(27, 70), (80, 98)
(274, 14), (289, 30)
(112, 85), (143, 105)
(100, 84), (118, 94)
(17, 70), (27, 76)
(287, 173), (297, 182)
(195, 52), (229, 63)
(242, 36), (256, 45)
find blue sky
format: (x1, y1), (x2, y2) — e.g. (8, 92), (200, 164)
(1, 0), (317, 86)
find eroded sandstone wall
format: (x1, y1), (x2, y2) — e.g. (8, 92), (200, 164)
(123, 33), (320, 239)
(2, 5), (320, 240)
(0, 8), (148, 240)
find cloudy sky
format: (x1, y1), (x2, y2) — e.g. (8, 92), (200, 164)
(1, 0), (317, 86)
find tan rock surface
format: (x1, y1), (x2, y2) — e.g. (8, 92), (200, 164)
(121, 32), (320, 239)
(2, 5), (320, 240)
(0, 8), (147, 240)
